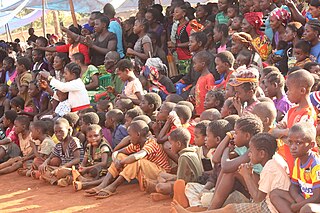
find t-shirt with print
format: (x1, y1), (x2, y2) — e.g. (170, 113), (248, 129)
(259, 158), (291, 213)
(291, 152), (320, 199)
(124, 137), (171, 172)
(52, 137), (83, 165)
(123, 77), (144, 100)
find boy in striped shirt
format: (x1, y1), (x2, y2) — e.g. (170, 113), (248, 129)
(84, 120), (171, 199)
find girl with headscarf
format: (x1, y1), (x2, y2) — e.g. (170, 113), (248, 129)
(270, 8), (291, 49)
(241, 12), (272, 61)
(142, 58), (176, 100)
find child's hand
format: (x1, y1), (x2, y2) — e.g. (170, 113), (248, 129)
(238, 163), (252, 177)
(84, 36), (94, 47)
(232, 96), (242, 114)
(114, 159), (123, 171)
(39, 71), (51, 80)
(106, 86), (115, 94)
(39, 162), (48, 174)
(290, 203), (301, 212)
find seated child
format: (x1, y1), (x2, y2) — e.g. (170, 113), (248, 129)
(165, 94), (184, 104)
(105, 109), (127, 149)
(220, 97), (237, 118)
(53, 90), (71, 118)
(204, 90), (225, 112)
(294, 40), (312, 68)
(304, 62), (320, 75)
(148, 128), (203, 201)
(29, 120), (55, 178)
(0, 84), (10, 119)
(208, 115), (264, 209)
(73, 124), (112, 191)
(214, 51), (235, 90)
(63, 112), (85, 146)
(263, 71), (293, 122)
(184, 119), (232, 209)
(199, 109), (221, 121)
(124, 108), (144, 129)
(251, 102), (277, 133)
(116, 59), (144, 105)
(38, 118), (83, 186)
(10, 96), (25, 113)
(139, 92), (162, 121)
(153, 102), (176, 137)
(229, 67), (260, 116)
(270, 123), (320, 213)
(171, 133), (290, 213)
(84, 121), (171, 199)
(0, 115), (33, 175)
(96, 99), (113, 113)
(8, 82), (19, 100)
(0, 110), (19, 162)
(114, 98), (133, 114)
(80, 112), (100, 146)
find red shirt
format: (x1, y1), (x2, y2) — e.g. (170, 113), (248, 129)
(5, 126), (19, 146)
(56, 43), (90, 65)
(168, 122), (195, 145)
(176, 24), (192, 60)
(195, 73), (215, 115)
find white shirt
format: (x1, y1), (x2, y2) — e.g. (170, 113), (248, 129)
(123, 77), (144, 100)
(50, 78), (90, 110)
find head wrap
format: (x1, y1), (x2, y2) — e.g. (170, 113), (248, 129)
(229, 66), (260, 87)
(270, 8), (291, 27)
(82, 23), (94, 33)
(143, 58), (169, 95)
(244, 12), (264, 36)
(232, 32), (253, 47)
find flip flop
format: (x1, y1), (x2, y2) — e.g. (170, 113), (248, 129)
(71, 165), (81, 182)
(73, 181), (82, 191)
(95, 189), (117, 199)
(31, 170), (41, 179)
(84, 187), (100, 197)
(173, 179), (189, 208)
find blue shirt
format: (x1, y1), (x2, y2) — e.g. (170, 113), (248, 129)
(311, 42), (320, 63)
(109, 21), (124, 58)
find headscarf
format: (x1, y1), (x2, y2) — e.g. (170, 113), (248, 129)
(270, 8), (291, 27)
(244, 12), (264, 36)
(143, 58), (169, 95)
(82, 23), (94, 33)
(189, 19), (205, 32)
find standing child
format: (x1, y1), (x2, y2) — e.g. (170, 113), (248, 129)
(193, 51), (215, 116)
(116, 59), (144, 105)
(214, 51), (235, 89)
(15, 57), (33, 110)
(270, 123), (320, 213)
(272, 69), (318, 175)
(263, 71), (293, 122)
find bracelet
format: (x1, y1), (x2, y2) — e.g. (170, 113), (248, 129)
(226, 132), (234, 140)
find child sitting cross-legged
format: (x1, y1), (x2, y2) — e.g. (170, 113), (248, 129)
(0, 115), (33, 175)
(270, 122), (320, 213)
(144, 127), (203, 202)
(72, 124), (112, 191)
(171, 133), (291, 213)
(63, 112), (85, 146)
(208, 115), (264, 210)
(80, 112), (100, 147)
(29, 120), (56, 178)
(105, 109), (128, 149)
(114, 98), (133, 114)
(84, 120), (171, 199)
(182, 119), (233, 210)
(38, 118), (83, 186)
(152, 102), (176, 137)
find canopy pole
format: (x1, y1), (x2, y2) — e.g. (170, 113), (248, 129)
(6, 24), (13, 42)
(5, 24), (9, 42)
(69, 0), (78, 28)
(42, 0), (46, 37)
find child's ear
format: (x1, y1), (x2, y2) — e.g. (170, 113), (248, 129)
(216, 136), (221, 143)
(309, 141), (316, 149)
(300, 87), (307, 94)
(259, 150), (266, 159)
(245, 132), (251, 141)
(149, 104), (154, 110)
(273, 82), (278, 88)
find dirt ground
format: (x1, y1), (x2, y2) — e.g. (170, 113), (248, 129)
(0, 173), (171, 213)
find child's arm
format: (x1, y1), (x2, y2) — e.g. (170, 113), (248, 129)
(39, 153), (53, 173)
(221, 148), (249, 173)
(290, 186), (320, 212)
(0, 138), (12, 145)
(118, 150), (148, 167)
(239, 163), (266, 202)
(61, 149), (81, 168)
(81, 152), (111, 172)
(212, 133), (233, 164)
(157, 118), (173, 143)
(80, 156), (88, 168)
(30, 140), (41, 158)
(114, 136), (131, 151)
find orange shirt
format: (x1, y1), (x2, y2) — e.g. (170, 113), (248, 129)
(168, 122), (195, 145)
(195, 73), (215, 115)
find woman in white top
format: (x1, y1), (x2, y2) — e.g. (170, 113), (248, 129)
(39, 62), (90, 112)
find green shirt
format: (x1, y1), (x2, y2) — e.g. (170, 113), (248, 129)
(177, 147), (203, 183)
(81, 65), (99, 89)
(215, 12), (229, 25)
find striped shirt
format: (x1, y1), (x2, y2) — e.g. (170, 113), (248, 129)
(125, 137), (171, 172)
(52, 137), (83, 165)
(291, 152), (320, 199)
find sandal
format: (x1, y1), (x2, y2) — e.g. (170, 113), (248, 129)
(57, 175), (72, 187)
(71, 165), (81, 182)
(17, 168), (28, 176)
(31, 170), (41, 179)
(73, 181), (82, 191)
(95, 188), (117, 199)
(84, 187), (100, 197)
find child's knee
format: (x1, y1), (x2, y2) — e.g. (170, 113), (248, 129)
(269, 189), (281, 201)
(49, 157), (61, 167)
(156, 183), (172, 194)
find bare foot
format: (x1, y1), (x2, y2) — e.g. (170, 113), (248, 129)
(84, 186), (102, 194)
(171, 200), (190, 213)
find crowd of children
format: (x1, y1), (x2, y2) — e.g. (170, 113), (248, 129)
(1, 0), (320, 212)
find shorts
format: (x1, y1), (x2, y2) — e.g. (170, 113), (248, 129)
(234, 200), (271, 213)
(0, 143), (21, 159)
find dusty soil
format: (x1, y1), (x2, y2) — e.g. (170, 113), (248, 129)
(0, 173), (171, 213)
